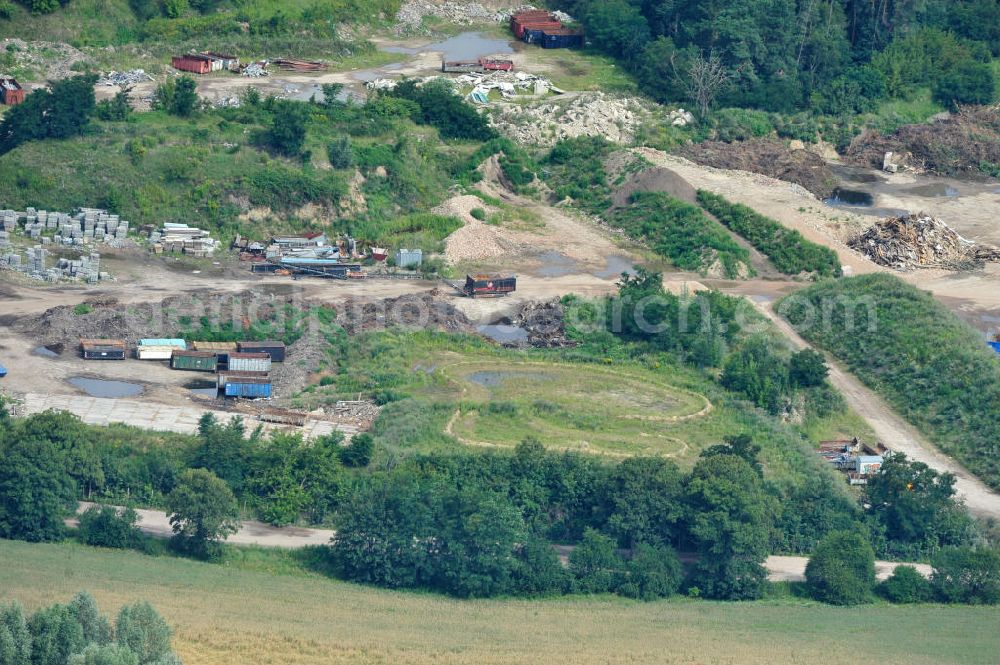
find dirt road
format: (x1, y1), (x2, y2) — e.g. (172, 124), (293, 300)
(74, 502), (930, 581)
(753, 298), (1000, 518)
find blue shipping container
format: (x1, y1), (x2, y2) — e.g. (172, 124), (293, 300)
(989, 341), (1000, 354)
(224, 382), (272, 398)
(523, 28), (545, 44)
(139, 338), (186, 349)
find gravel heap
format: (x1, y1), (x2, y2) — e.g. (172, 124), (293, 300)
(491, 93), (649, 147)
(395, 1), (537, 32)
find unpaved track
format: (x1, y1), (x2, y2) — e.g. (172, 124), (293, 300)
(74, 502), (930, 580)
(753, 299), (1000, 518)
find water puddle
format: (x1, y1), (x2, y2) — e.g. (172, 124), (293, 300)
(420, 32), (513, 61)
(351, 62), (405, 82)
(477, 324), (530, 344)
(824, 188), (874, 207)
(467, 370), (553, 388)
(535, 250), (580, 277)
(33, 344), (61, 358)
(904, 183), (959, 198)
(68, 377), (143, 398)
(595, 255), (637, 279)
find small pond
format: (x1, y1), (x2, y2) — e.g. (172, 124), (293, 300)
(824, 188), (874, 207)
(477, 324), (530, 344)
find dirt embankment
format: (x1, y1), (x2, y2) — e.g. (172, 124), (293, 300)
(678, 139), (839, 199)
(845, 106), (1000, 177)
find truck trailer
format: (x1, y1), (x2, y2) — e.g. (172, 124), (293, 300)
(464, 274), (517, 298)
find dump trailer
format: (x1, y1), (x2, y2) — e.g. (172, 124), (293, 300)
(80, 339), (127, 360)
(464, 274), (516, 298)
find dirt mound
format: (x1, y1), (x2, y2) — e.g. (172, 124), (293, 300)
(845, 106), (1000, 177)
(512, 300), (575, 348)
(677, 139), (838, 199)
(849, 212), (1000, 271)
(612, 166), (697, 207)
(338, 292), (474, 335)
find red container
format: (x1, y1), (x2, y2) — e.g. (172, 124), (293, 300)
(514, 19), (562, 39)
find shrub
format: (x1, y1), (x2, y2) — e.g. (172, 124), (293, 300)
(931, 547), (1000, 604)
(932, 60), (997, 110)
(697, 190), (841, 277)
(77, 505), (141, 549)
(327, 136), (353, 169)
(878, 565), (933, 603)
(469, 207), (487, 221)
(338, 433), (373, 468)
(611, 192), (752, 278)
(570, 528), (620, 593)
(621, 543), (683, 600)
(805, 530), (876, 605)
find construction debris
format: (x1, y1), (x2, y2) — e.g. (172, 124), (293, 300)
(490, 92), (648, 146)
(512, 300), (575, 347)
(98, 70), (154, 87)
(395, 2), (538, 32)
(149, 223), (220, 257)
(1, 207), (131, 248)
(273, 59), (328, 72)
(849, 212), (1000, 271)
(461, 69), (557, 102)
(241, 61), (269, 78)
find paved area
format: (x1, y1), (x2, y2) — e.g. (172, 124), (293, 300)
(23, 393), (350, 439)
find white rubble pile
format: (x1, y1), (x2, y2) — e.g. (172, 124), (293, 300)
(395, 2), (539, 32)
(98, 70), (154, 87)
(242, 61), (269, 78)
(461, 70), (556, 102)
(668, 108), (695, 127)
(491, 93), (649, 146)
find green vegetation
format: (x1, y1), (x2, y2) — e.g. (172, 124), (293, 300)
(6, 540), (1000, 665)
(780, 274), (1000, 490)
(696, 190), (842, 277)
(879, 565), (934, 604)
(0, 74), (97, 156)
(559, 0), (998, 117)
(805, 531), (877, 605)
(0, 591), (177, 665)
(611, 193), (752, 278)
(165, 467), (239, 559)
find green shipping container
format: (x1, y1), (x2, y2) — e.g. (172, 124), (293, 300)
(171, 351), (217, 372)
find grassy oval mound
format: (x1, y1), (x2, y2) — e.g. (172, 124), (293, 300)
(441, 361), (711, 457)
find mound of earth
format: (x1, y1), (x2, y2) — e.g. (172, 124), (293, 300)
(845, 106), (1000, 177)
(677, 139), (838, 199)
(612, 166), (697, 207)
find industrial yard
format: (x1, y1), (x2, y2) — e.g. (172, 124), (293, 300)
(1, 2), (1000, 664)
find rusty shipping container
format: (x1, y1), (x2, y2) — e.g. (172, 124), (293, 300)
(227, 352), (272, 373)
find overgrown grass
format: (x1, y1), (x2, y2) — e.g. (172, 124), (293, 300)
(781, 274), (1000, 490)
(610, 192), (753, 278)
(4, 539), (999, 665)
(696, 190), (841, 277)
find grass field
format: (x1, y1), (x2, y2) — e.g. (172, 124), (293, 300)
(442, 360), (710, 456)
(2, 539), (998, 665)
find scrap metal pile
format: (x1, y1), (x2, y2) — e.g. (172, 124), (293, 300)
(849, 212), (1000, 271)
(273, 59), (327, 72)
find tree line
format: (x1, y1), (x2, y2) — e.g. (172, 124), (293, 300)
(558, 0), (998, 115)
(0, 591), (178, 665)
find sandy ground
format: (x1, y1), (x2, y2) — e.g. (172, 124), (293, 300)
(638, 148), (1000, 333)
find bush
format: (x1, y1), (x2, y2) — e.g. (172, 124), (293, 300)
(327, 136), (353, 169)
(469, 207), (486, 221)
(569, 528), (620, 594)
(621, 544), (683, 600)
(77, 505), (141, 549)
(338, 433), (373, 468)
(931, 547), (1000, 604)
(697, 190), (841, 277)
(611, 192), (752, 278)
(805, 531), (876, 605)
(878, 565), (933, 603)
(386, 79), (494, 141)
(932, 60), (997, 110)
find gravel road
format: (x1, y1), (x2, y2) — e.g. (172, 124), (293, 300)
(754, 299), (1000, 519)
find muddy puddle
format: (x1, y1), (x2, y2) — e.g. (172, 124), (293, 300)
(477, 324), (529, 344)
(467, 370), (553, 388)
(825, 188), (874, 207)
(535, 251), (580, 277)
(414, 32), (513, 61)
(68, 377), (143, 398)
(903, 183), (959, 197)
(595, 255), (637, 279)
